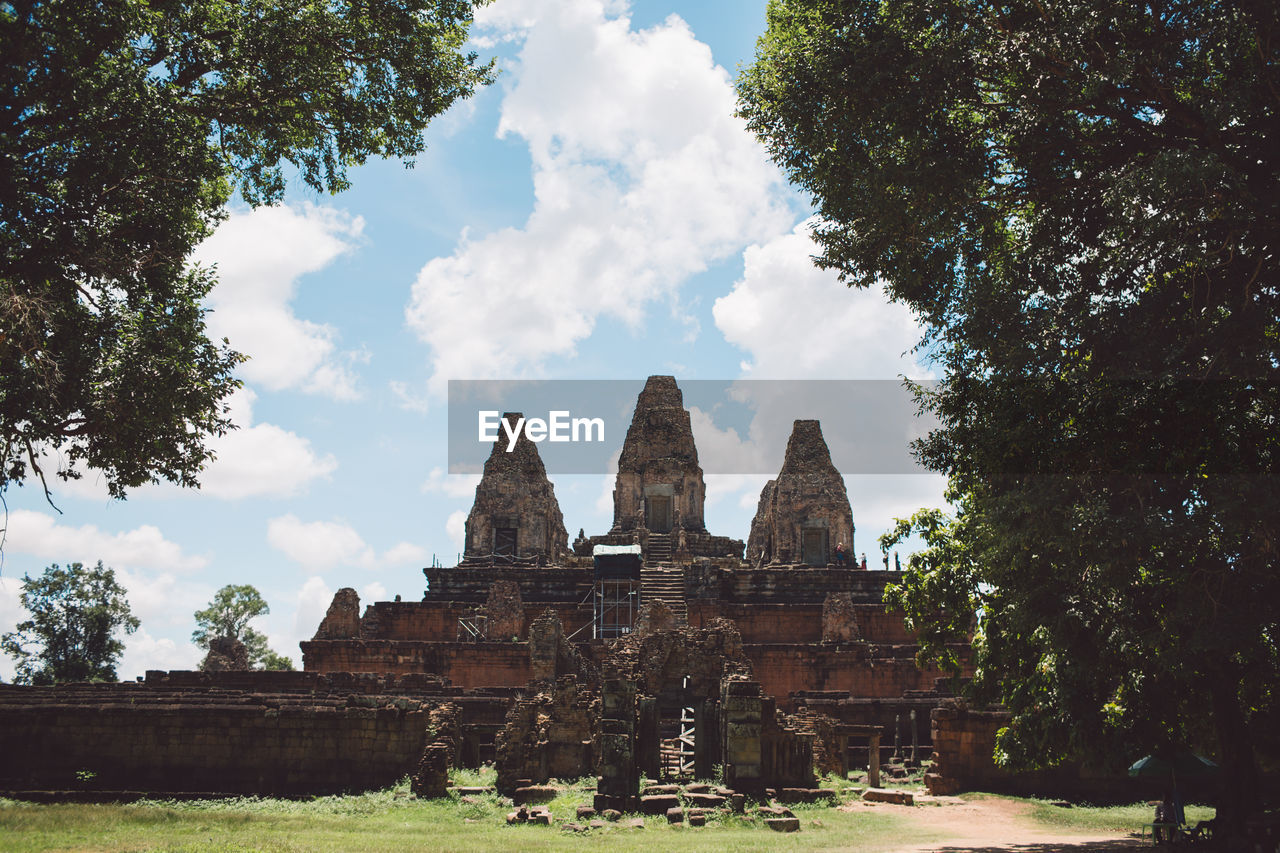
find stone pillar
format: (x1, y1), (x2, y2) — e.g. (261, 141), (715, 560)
(693, 699), (720, 780)
(910, 709), (919, 766)
(596, 678), (638, 812)
(528, 609), (562, 682)
(867, 731), (881, 789)
(721, 679), (763, 795)
(636, 696), (660, 782)
(893, 714), (902, 759)
(411, 742), (450, 799)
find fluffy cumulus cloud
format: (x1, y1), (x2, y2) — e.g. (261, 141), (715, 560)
(195, 388), (338, 499)
(407, 0), (794, 389)
(195, 203), (367, 399)
(714, 222), (930, 380)
(266, 515), (426, 571)
(2, 510), (208, 572)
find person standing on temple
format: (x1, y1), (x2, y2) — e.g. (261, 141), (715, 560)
(894, 551), (902, 572)
(859, 553), (868, 571)
(835, 542), (848, 567)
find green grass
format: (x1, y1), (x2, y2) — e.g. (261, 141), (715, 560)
(993, 792), (1217, 833)
(0, 771), (944, 853)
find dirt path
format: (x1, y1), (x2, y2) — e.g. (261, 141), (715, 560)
(840, 795), (1148, 852)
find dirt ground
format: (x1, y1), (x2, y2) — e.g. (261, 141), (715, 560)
(840, 794), (1152, 852)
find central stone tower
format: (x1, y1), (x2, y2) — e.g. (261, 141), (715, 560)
(610, 376), (706, 536)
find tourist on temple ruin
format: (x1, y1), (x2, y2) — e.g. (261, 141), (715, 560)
(835, 541), (848, 566)
(859, 553), (868, 571)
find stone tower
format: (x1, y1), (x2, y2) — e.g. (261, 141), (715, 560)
(747, 419), (854, 566)
(464, 412), (568, 564)
(610, 376), (707, 535)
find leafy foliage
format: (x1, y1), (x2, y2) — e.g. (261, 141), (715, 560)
(741, 0), (1279, 827)
(1, 0), (493, 499)
(0, 561), (140, 684)
(193, 583), (291, 670)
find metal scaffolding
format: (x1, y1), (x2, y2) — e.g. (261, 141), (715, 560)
(594, 579), (637, 639)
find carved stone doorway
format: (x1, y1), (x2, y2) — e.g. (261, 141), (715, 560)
(494, 527), (517, 556)
(801, 526), (827, 566)
(646, 495), (673, 533)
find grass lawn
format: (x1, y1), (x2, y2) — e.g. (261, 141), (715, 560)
(1, 768), (1197, 853)
(0, 786), (936, 853)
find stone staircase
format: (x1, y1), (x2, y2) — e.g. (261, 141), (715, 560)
(645, 532), (673, 564)
(640, 565), (687, 625)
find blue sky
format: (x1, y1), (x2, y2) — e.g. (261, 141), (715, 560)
(0, 0), (946, 680)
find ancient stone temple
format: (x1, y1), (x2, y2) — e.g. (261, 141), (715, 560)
(1, 375), (976, 801)
(463, 411), (568, 565)
(747, 420), (856, 567)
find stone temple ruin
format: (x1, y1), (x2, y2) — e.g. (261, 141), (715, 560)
(0, 376), (976, 805)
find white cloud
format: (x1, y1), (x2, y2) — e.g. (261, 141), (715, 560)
(3, 510), (208, 572)
(25, 387), (337, 502)
(407, 0), (794, 390)
(196, 203), (367, 399)
(445, 510), (468, 553)
(291, 575), (335, 645)
(266, 515), (426, 571)
(714, 221), (930, 380)
(196, 388), (338, 499)
(361, 581), (388, 603)
(0, 576), (23, 681)
(118, 629), (203, 681)
(420, 467), (482, 499)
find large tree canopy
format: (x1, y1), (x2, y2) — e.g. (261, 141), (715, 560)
(1, 0), (493, 499)
(1, 561), (140, 684)
(740, 0), (1278, 829)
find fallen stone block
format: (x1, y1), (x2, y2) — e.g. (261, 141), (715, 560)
(766, 817), (800, 832)
(730, 793), (746, 813)
(862, 788), (914, 805)
(684, 783), (713, 794)
(684, 792), (727, 808)
(576, 805), (596, 819)
(640, 783), (681, 796)
(602, 808), (622, 821)
(689, 813), (706, 827)
(666, 806), (684, 824)
(455, 786), (494, 795)
(531, 812), (553, 825)
(513, 785), (558, 805)
(589, 819), (606, 829)
(640, 794), (680, 815)
(777, 788), (837, 804)
(625, 817), (645, 829)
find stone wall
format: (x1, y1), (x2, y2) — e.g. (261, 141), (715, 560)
(686, 601), (918, 645)
(300, 639), (534, 687)
(745, 644), (967, 710)
(0, 678), (435, 795)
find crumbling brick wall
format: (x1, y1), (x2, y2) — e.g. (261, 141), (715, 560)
(926, 700), (1007, 795)
(494, 675), (598, 794)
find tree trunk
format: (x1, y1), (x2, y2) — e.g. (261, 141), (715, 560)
(1208, 665), (1259, 836)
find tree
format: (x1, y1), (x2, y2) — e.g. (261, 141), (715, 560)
(193, 584), (292, 670)
(1, 0), (493, 500)
(740, 0), (1279, 830)
(1, 561), (140, 684)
